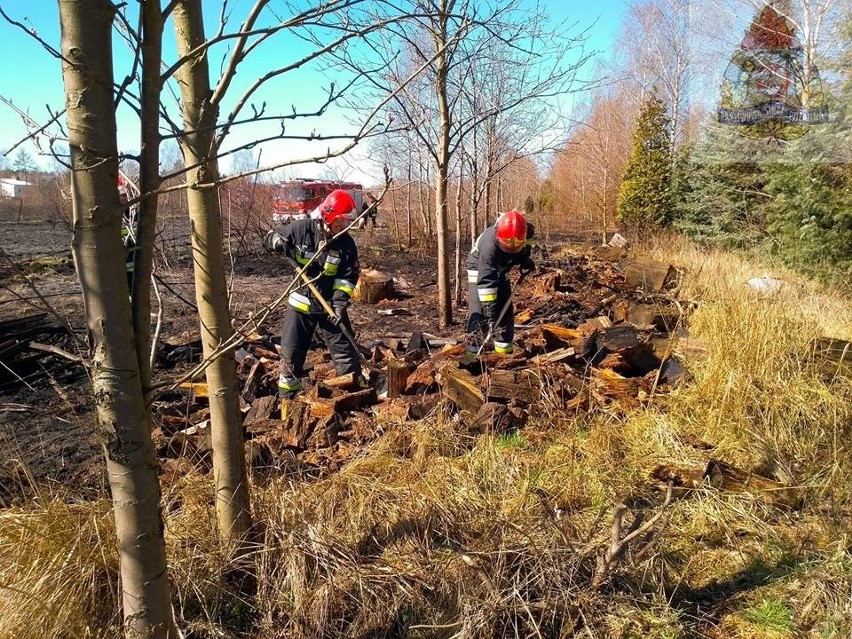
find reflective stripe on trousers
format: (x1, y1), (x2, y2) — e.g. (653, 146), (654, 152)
(288, 291), (311, 313)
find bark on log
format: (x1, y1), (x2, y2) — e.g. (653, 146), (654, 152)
(387, 358), (409, 399)
(243, 395), (278, 426)
(353, 269), (395, 304)
(468, 402), (527, 435)
(624, 257), (677, 293)
(487, 369), (541, 404)
(438, 365), (485, 413)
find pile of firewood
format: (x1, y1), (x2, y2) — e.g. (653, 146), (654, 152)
(152, 254), (701, 477)
(0, 313), (84, 396)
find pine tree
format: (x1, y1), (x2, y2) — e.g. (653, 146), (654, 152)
(616, 89), (674, 230)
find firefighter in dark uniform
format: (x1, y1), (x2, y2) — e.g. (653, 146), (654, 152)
(263, 189), (363, 399)
(118, 172), (139, 293)
(466, 209), (535, 355)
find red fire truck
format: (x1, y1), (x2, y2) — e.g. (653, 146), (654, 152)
(271, 179), (364, 224)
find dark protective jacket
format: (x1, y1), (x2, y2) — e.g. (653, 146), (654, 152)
(268, 218), (360, 314)
(466, 224), (534, 308)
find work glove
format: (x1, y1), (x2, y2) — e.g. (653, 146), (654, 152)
(518, 256), (535, 281)
(262, 229), (286, 252)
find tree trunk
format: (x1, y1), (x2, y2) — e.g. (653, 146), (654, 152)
(406, 154), (413, 247)
(172, 0), (252, 547)
(435, 4), (452, 329)
(133, 0), (165, 396)
(58, 2), (176, 636)
(453, 161), (464, 306)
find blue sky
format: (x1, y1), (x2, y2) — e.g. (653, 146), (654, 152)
(0, 1), (625, 182)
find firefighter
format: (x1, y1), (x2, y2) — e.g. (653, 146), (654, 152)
(466, 209), (535, 355)
(118, 172), (139, 293)
(262, 189), (364, 399)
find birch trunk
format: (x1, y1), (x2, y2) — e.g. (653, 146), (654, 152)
(172, 0), (252, 547)
(58, 1), (175, 636)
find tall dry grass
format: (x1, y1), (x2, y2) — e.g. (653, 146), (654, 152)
(1, 236), (850, 638)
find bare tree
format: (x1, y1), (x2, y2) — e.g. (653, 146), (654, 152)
(171, 0), (252, 547)
(344, 0), (592, 327)
(57, 0), (175, 636)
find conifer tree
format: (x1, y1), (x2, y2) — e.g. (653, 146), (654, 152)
(616, 89), (674, 230)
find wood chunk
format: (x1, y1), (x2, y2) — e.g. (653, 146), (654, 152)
(438, 365), (485, 413)
(595, 245), (627, 261)
(279, 400), (316, 448)
(578, 316), (612, 333)
(322, 372), (361, 391)
(539, 324), (584, 350)
(406, 359), (439, 394)
(240, 358), (263, 401)
(353, 269), (395, 304)
(334, 388), (379, 412)
(487, 369), (541, 405)
(624, 257), (677, 293)
(179, 382), (209, 398)
(515, 308), (535, 324)
(626, 301), (681, 331)
(406, 330), (425, 353)
(387, 358), (409, 399)
(530, 347), (575, 364)
(596, 325), (642, 352)
(591, 368), (639, 400)
(244, 395), (278, 426)
(468, 402), (526, 435)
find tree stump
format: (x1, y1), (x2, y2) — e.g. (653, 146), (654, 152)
(353, 269), (395, 304)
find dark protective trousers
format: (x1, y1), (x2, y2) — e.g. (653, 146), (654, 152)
(278, 307), (360, 392)
(466, 277), (514, 354)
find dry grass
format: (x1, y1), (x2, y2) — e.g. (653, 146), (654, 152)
(1, 235), (851, 638)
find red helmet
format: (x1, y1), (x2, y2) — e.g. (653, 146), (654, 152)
(495, 209), (527, 253)
(319, 189), (356, 226)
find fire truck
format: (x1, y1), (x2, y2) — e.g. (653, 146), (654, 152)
(271, 179), (364, 224)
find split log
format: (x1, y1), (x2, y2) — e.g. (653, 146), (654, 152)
(468, 402), (527, 435)
(438, 364), (485, 413)
(623, 257), (678, 293)
(539, 324), (585, 350)
(240, 358), (263, 402)
(387, 358), (409, 399)
(307, 413), (345, 449)
(530, 347), (575, 364)
(594, 245), (627, 261)
(353, 269), (395, 304)
(243, 395), (278, 426)
(591, 368), (639, 401)
(487, 369), (541, 405)
(624, 301), (681, 332)
(303, 387), (378, 417)
(179, 382), (209, 398)
(321, 372), (361, 391)
(514, 308), (535, 324)
(406, 359), (440, 394)
(578, 316), (612, 333)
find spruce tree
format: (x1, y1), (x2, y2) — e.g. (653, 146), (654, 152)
(616, 89), (674, 230)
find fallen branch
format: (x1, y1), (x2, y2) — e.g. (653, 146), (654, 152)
(591, 481), (673, 590)
(28, 341), (85, 364)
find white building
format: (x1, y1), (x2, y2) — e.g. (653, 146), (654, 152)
(0, 178), (32, 198)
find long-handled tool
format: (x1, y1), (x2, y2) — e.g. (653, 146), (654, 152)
(475, 269), (530, 357)
(287, 258), (388, 398)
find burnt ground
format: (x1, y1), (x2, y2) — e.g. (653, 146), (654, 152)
(0, 217), (486, 503)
